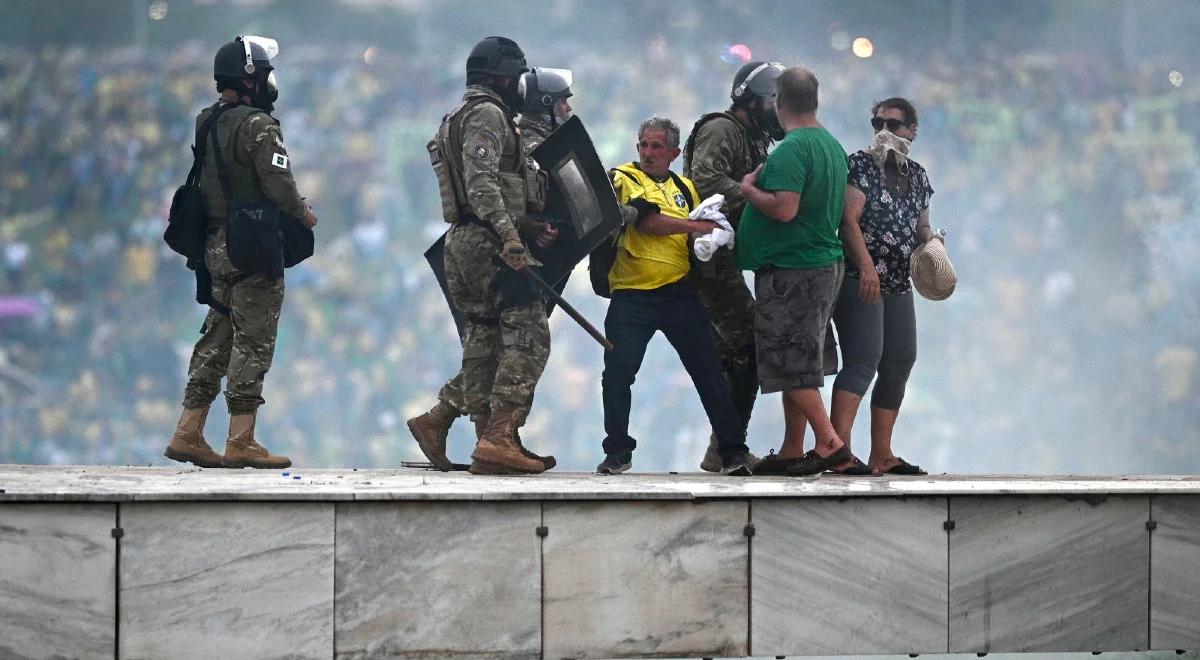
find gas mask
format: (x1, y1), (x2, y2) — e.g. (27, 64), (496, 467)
(498, 75), (523, 114)
(754, 96), (784, 141)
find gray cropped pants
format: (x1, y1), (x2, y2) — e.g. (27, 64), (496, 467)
(831, 274), (916, 411)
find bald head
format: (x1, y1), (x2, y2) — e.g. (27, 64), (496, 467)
(776, 66), (819, 115)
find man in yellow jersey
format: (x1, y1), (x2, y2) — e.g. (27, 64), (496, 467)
(596, 117), (755, 476)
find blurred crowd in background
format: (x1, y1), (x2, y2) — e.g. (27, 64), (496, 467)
(1, 0), (1197, 473)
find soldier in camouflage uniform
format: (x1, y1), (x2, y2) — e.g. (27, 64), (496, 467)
(516, 67), (574, 152)
(407, 36), (555, 475)
(165, 37), (318, 470)
(683, 61), (785, 471)
(407, 65), (572, 472)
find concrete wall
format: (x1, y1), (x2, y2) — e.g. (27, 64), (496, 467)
(1, 495), (1198, 659)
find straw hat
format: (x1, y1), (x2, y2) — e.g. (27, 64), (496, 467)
(910, 238), (956, 300)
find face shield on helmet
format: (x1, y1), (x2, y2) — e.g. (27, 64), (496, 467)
(239, 35), (280, 110)
(522, 68), (574, 125)
(732, 61), (785, 140)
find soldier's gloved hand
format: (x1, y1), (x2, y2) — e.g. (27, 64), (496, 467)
(627, 197), (660, 222)
(500, 232), (528, 270)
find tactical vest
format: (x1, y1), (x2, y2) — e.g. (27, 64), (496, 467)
(197, 103), (269, 219)
(428, 90), (546, 225)
(683, 111), (770, 179)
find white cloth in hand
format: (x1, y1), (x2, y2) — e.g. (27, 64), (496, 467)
(690, 193), (735, 261)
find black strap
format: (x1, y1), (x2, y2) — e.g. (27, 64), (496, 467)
(683, 111), (738, 171)
(668, 171), (696, 211)
(210, 271), (255, 318)
(611, 168), (638, 185)
(617, 163), (695, 211)
(185, 107), (223, 187)
(208, 107), (235, 203)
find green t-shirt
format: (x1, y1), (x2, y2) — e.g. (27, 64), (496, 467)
(736, 126), (847, 271)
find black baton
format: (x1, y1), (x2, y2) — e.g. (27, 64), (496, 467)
(484, 229), (613, 352)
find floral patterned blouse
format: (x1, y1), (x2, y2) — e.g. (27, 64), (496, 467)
(845, 150), (935, 295)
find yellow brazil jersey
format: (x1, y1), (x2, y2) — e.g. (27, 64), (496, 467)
(608, 162), (700, 292)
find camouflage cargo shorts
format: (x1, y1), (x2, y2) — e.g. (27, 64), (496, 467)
(753, 261), (844, 393)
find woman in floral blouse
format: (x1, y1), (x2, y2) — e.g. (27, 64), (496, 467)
(829, 97), (938, 475)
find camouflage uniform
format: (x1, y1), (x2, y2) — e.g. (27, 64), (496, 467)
(437, 86), (550, 424)
(433, 107), (555, 419)
(181, 101), (306, 415)
(517, 113), (554, 154)
(683, 112), (770, 429)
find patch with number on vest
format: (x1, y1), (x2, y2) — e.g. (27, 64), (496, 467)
(271, 153), (289, 169)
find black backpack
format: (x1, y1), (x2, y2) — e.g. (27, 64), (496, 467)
(588, 167), (695, 298)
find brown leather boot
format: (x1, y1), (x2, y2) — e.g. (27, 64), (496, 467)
(473, 416), (556, 471)
(221, 413), (292, 469)
(469, 408), (546, 474)
(164, 405), (223, 468)
(407, 400), (459, 471)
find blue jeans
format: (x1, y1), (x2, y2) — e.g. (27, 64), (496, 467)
(601, 281), (749, 459)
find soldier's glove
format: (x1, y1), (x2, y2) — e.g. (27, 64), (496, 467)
(500, 232), (528, 271)
(627, 197), (660, 222)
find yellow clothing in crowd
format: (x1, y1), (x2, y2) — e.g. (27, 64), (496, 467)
(608, 161), (700, 292)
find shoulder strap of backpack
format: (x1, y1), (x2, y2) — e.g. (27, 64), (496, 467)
(683, 111), (739, 171)
(207, 106), (234, 202)
(186, 106), (223, 186)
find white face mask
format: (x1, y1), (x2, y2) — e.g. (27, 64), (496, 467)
(553, 98), (572, 124)
(867, 128), (912, 172)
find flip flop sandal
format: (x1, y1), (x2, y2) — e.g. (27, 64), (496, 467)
(826, 455), (876, 476)
(880, 457), (927, 475)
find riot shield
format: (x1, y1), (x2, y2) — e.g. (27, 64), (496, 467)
(423, 234), (467, 338)
(526, 115), (622, 288)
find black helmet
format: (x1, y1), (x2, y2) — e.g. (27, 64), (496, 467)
(731, 61), (784, 105)
(214, 36), (275, 80)
(520, 67), (573, 113)
(465, 36), (528, 78)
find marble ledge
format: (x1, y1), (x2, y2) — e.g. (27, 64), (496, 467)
(1, 465), (1200, 502)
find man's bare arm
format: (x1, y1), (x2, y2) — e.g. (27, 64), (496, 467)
(636, 213), (719, 236)
(739, 165), (800, 222)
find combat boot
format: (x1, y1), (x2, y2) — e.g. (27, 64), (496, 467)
(474, 417), (556, 471)
(221, 412), (292, 469)
(164, 405), (224, 468)
(469, 408), (546, 475)
(700, 433), (759, 473)
(407, 400), (459, 471)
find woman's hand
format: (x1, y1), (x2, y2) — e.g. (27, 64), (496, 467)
(858, 267), (881, 304)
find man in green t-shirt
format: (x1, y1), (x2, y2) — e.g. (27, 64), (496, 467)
(736, 66), (851, 477)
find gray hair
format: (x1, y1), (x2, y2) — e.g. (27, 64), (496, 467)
(637, 116), (681, 148)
